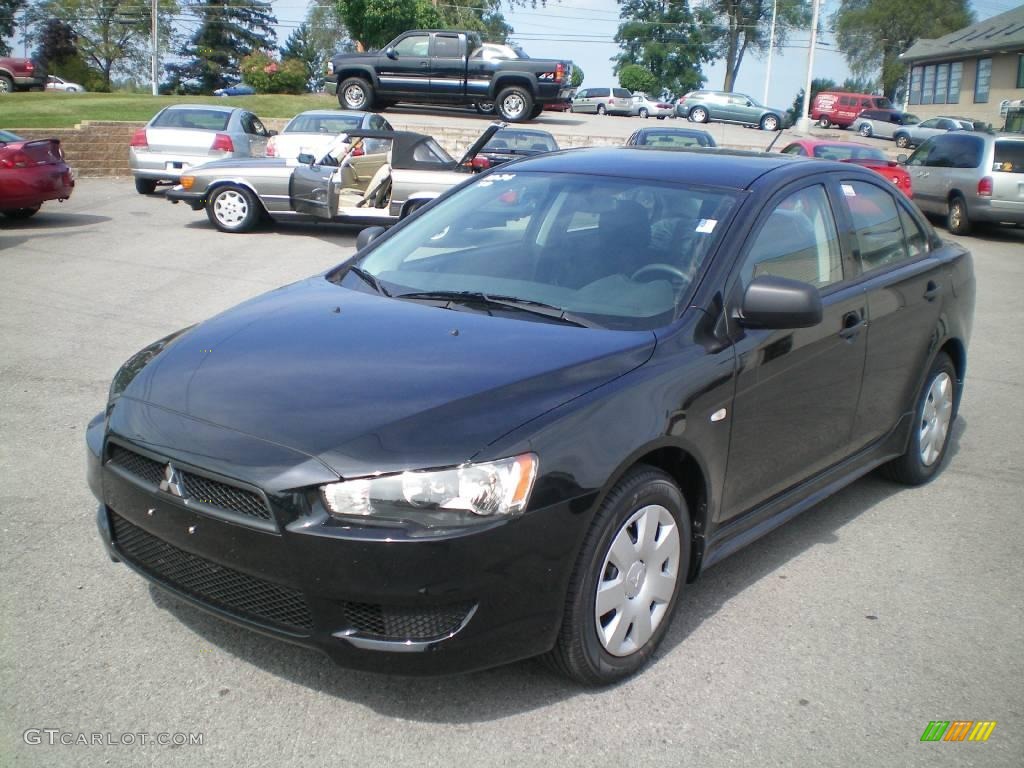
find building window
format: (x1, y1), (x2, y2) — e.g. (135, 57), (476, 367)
(935, 63), (948, 104)
(909, 66), (923, 105)
(1018, 55), (1024, 89)
(922, 66), (935, 105)
(949, 62), (962, 103)
(975, 58), (992, 103)
(910, 62), (963, 105)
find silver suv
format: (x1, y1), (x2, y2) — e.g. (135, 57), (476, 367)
(903, 132), (1024, 234)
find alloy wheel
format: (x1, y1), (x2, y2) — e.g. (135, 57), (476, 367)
(503, 93), (526, 119)
(213, 189), (250, 228)
(344, 83), (367, 109)
(919, 372), (953, 466)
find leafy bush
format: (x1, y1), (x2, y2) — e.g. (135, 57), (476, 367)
(240, 53), (309, 94)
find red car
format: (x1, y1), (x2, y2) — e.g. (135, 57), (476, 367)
(0, 131), (74, 219)
(780, 139), (912, 198)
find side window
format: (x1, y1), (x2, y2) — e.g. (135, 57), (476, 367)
(248, 115), (267, 136)
(844, 181), (909, 274)
(920, 118), (938, 129)
(781, 144), (806, 156)
(906, 140), (932, 166)
(899, 206), (928, 260)
(742, 185), (843, 289)
(394, 35), (429, 57)
(948, 135), (983, 168)
(432, 34), (462, 58)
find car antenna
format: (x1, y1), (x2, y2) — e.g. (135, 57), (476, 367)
(765, 128), (786, 154)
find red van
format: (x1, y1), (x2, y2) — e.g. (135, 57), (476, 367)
(811, 92), (893, 129)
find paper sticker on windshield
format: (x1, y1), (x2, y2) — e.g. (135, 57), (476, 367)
(842, 183), (856, 197)
(696, 219), (717, 234)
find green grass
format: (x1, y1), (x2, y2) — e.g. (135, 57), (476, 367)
(2, 92), (339, 128)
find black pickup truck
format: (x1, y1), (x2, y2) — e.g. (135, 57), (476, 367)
(326, 30), (574, 122)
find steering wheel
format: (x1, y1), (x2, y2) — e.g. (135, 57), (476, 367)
(631, 263), (690, 283)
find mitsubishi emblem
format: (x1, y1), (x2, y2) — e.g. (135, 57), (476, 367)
(159, 463), (186, 498)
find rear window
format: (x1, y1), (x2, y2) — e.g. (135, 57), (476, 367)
(286, 114), (362, 134)
(993, 141), (1024, 173)
(812, 144), (886, 162)
(613, 88), (631, 99)
(485, 131), (558, 152)
(151, 109), (231, 131)
(641, 131), (712, 148)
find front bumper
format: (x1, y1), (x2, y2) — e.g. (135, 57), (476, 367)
(87, 410), (589, 675)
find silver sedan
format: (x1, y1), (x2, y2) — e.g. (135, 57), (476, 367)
(129, 104), (274, 195)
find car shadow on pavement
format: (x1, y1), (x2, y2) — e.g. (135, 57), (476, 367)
(0, 212), (110, 230)
(148, 417), (966, 721)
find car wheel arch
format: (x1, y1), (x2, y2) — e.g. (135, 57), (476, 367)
(490, 74), (534, 100)
(208, 179), (265, 208)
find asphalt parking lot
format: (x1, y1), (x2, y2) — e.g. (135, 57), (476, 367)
(1, 180), (1022, 767)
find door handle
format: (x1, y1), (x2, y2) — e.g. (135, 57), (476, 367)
(838, 311), (866, 341)
(419, 61), (428, 68)
(923, 280), (941, 301)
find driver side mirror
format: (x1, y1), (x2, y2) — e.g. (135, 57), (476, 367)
(356, 226), (387, 251)
(267, 129), (278, 137)
(738, 275), (822, 329)
(297, 152), (316, 166)
(385, 47), (397, 60)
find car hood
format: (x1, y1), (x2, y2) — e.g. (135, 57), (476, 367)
(118, 276), (656, 478)
(190, 157), (292, 174)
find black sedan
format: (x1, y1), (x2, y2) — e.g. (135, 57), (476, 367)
(626, 126), (716, 148)
(88, 147), (974, 684)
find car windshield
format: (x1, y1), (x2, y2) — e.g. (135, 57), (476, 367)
(151, 109), (231, 131)
(343, 172), (738, 330)
(812, 144), (886, 162)
(286, 114), (363, 134)
(641, 131), (713, 148)
(484, 132), (558, 152)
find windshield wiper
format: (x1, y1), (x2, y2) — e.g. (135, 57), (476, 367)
(347, 265), (391, 296)
(396, 290), (599, 328)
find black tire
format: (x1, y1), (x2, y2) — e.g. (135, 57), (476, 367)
(474, 100), (496, 115)
(2, 206), (40, 219)
(895, 134), (911, 149)
(858, 123), (872, 138)
(817, 116), (831, 129)
(596, 103), (607, 115)
(134, 177), (157, 195)
(496, 85), (534, 122)
(528, 103), (544, 119)
(689, 106), (708, 123)
(205, 185), (261, 233)
(656, 115), (666, 120)
(760, 113), (781, 131)
(543, 465), (691, 685)
(639, 108), (649, 119)
(0, 74), (13, 94)
(338, 77), (374, 111)
(880, 353), (958, 486)
(946, 195), (971, 235)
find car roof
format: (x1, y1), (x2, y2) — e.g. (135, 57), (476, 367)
(161, 104), (237, 114)
(507, 146), (804, 189)
(292, 110), (367, 119)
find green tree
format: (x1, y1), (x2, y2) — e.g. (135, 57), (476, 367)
(618, 64), (656, 94)
(570, 64), (584, 89)
(241, 52), (308, 93)
(832, 0), (973, 101)
(305, 0), (354, 90)
(786, 76), (835, 123)
(281, 22), (319, 91)
(334, 0), (441, 51)
(709, 0), (811, 93)
(25, 0), (178, 91)
(614, 0), (715, 99)
(166, 0), (277, 93)
(1, 0), (26, 57)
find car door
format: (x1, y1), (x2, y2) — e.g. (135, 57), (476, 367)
(905, 138), (950, 214)
(836, 178), (951, 449)
(289, 158), (340, 219)
(719, 179), (867, 522)
(429, 32), (466, 100)
(378, 32), (431, 97)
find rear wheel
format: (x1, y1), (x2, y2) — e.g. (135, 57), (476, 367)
(543, 466), (690, 685)
(947, 195), (971, 235)
(2, 206), (40, 219)
(496, 86), (534, 122)
(760, 113), (780, 131)
(206, 185), (261, 233)
(474, 100), (496, 115)
(134, 177), (157, 195)
(881, 353), (957, 485)
(895, 134), (911, 149)
(338, 77), (374, 111)
(596, 104), (607, 115)
(859, 123), (872, 137)
(817, 116), (831, 129)
(689, 106), (708, 123)
(639, 108), (649, 119)
(0, 75), (13, 94)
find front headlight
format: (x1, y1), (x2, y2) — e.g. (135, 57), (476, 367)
(108, 326), (194, 407)
(321, 454), (538, 529)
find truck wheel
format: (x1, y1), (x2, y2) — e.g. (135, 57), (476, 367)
(339, 77), (374, 111)
(0, 75), (13, 94)
(529, 104), (544, 119)
(496, 86), (534, 122)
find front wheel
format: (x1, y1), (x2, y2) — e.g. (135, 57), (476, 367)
(496, 86), (534, 122)
(543, 466), (690, 685)
(689, 106), (708, 123)
(760, 114), (780, 131)
(880, 353), (957, 485)
(859, 123), (872, 138)
(338, 77), (374, 111)
(206, 185), (261, 233)
(895, 134), (911, 149)
(947, 195), (971, 235)
(2, 206), (40, 219)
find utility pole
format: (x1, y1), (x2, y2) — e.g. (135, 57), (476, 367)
(151, 0), (158, 95)
(763, 0), (778, 104)
(796, 0), (821, 133)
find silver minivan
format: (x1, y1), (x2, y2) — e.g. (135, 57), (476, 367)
(903, 132), (1024, 234)
(571, 87), (633, 116)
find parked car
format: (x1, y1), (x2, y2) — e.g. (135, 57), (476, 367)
(91, 145), (974, 684)
(213, 84), (256, 97)
(543, 99), (572, 112)
(476, 127), (559, 168)
(129, 104), (275, 195)
(571, 87), (633, 116)
(266, 110), (392, 159)
(0, 57), (46, 93)
(45, 75), (85, 93)
(630, 93), (673, 119)
(167, 124), (502, 233)
(780, 139), (912, 197)
(893, 116), (974, 149)
(811, 91), (893, 129)
(676, 89), (789, 131)
(0, 133), (74, 218)
(902, 132), (1024, 234)
(852, 109), (920, 140)
(625, 127), (716, 148)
